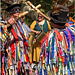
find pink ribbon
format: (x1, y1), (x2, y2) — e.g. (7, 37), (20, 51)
(59, 44), (63, 56)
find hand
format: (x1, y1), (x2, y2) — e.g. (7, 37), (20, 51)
(35, 31), (40, 34)
(8, 18), (15, 25)
(34, 39), (36, 43)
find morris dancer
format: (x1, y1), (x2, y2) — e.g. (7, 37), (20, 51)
(38, 4), (75, 75)
(1, 3), (31, 75)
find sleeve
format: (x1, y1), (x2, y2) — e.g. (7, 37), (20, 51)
(47, 20), (51, 30)
(30, 21), (36, 29)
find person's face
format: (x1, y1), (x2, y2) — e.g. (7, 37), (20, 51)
(12, 12), (20, 17)
(38, 14), (44, 22)
(11, 8), (20, 17)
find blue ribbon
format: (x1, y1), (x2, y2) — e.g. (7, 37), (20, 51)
(51, 32), (55, 58)
(47, 51), (49, 65)
(63, 30), (70, 51)
(40, 67), (42, 75)
(19, 19), (31, 37)
(67, 28), (75, 43)
(0, 28), (3, 39)
(73, 54), (75, 65)
(6, 60), (8, 69)
(68, 69), (70, 75)
(4, 55), (6, 74)
(21, 54), (24, 62)
(69, 21), (73, 24)
(70, 25), (75, 27)
(44, 67), (48, 75)
(65, 53), (68, 65)
(69, 55), (71, 62)
(23, 23), (31, 31)
(0, 28), (3, 34)
(7, 69), (9, 75)
(47, 40), (51, 65)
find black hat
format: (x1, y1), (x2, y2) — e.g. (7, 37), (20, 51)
(6, 4), (21, 14)
(48, 4), (69, 24)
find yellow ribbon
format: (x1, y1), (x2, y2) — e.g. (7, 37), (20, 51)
(49, 71), (52, 75)
(17, 43), (20, 59)
(9, 69), (11, 75)
(2, 34), (6, 41)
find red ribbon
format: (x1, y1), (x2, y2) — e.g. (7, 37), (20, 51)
(3, 10), (5, 21)
(24, 49), (29, 62)
(11, 27), (19, 42)
(1, 54), (4, 75)
(55, 65), (58, 73)
(11, 23), (29, 62)
(66, 23), (69, 26)
(54, 29), (63, 41)
(11, 42), (15, 60)
(63, 33), (69, 50)
(11, 27), (19, 59)
(62, 56), (65, 65)
(17, 60), (20, 73)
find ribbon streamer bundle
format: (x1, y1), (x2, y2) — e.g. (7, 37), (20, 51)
(0, 1), (75, 75)
(38, 22), (75, 75)
(0, 18), (32, 75)
(0, 2), (42, 75)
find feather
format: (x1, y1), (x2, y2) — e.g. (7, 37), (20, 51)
(68, 5), (74, 9)
(69, 11), (75, 13)
(68, 5), (75, 12)
(61, 0), (67, 5)
(52, 5), (66, 12)
(57, 0), (62, 4)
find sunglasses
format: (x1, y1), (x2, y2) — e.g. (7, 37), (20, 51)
(38, 16), (43, 18)
(14, 9), (20, 12)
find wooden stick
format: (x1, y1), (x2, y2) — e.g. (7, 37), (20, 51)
(15, 4), (41, 21)
(0, 4), (41, 27)
(61, 0), (67, 5)
(27, 1), (51, 21)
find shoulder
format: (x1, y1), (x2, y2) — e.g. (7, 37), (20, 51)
(30, 20), (37, 29)
(32, 20), (37, 24)
(31, 20), (37, 25)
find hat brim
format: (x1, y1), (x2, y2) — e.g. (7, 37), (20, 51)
(6, 4), (21, 11)
(48, 11), (69, 23)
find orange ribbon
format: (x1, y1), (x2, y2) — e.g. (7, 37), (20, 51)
(69, 17), (75, 23)
(63, 33), (69, 50)
(54, 29), (63, 41)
